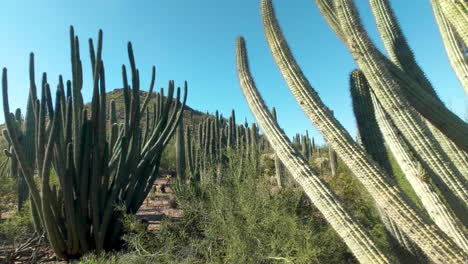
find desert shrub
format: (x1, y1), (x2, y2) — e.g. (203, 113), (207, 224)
(0, 201), (34, 242)
(0, 171), (16, 219)
(76, 252), (121, 264)
(118, 149), (389, 264)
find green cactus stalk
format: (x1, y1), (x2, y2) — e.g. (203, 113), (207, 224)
(2, 27), (187, 259)
(176, 119), (186, 182)
(257, 0), (466, 262)
(271, 107), (285, 189)
(328, 146), (338, 177)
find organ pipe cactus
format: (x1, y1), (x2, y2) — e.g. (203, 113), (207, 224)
(182, 108), (268, 185)
(323, 0), (468, 214)
(176, 119), (186, 182)
(350, 70), (468, 252)
(1, 27), (186, 259)
(351, 70), (429, 259)
(430, 0), (468, 93)
(328, 146), (338, 177)
(362, 0), (468, 223)
(236, 37), (393, 264)
(2, 111), (30, 211)
(435, 0), (468, 46)
(316, 0), (468, 153)
(367, 0), (468, 180)
(271, 107), (285, 189)
(235, 0), (467, 262)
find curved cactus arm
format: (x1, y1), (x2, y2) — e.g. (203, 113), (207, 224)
(350, 72), (392, 174)
(140, 66), (156, 114)
(352, 69), (468, 253)
(426, 119), (468, 181)
(369, 0), (468, 173)
(430, 0), (468, 94)
(260, 0), (466, 262)
(369, 0), (435, 94)
(40, 85), (67, 257)
(236, 36), (392, 264)
(436, 0), (468, 47)
(314, 0), (344, 41)
(367, 84), (468, 253)
(328, 0), (468, 206)
(316, 0), (468, 152)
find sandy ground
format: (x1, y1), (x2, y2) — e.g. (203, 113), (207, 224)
(136, 177), (183, 231)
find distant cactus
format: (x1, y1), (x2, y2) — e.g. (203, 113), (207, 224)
(176, 119), (186, 182)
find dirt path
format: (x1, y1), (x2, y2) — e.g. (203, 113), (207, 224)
(136, 177), (183, 231)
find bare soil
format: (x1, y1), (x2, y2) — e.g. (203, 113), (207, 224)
(136, 177), (183, 231)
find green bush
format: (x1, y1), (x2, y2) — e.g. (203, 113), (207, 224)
(0, 171), (16, 219)
(118, 149), (387, 263)
(0, 201), (33, 242)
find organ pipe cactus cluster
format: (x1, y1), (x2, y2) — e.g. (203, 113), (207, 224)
(236, 0), (468, 263)
(176, 108), (273, 190)
(1, 27), (186, 259)
(292, 130), (315, 162)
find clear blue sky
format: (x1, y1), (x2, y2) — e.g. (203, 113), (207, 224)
(1, 0), (466, 144)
